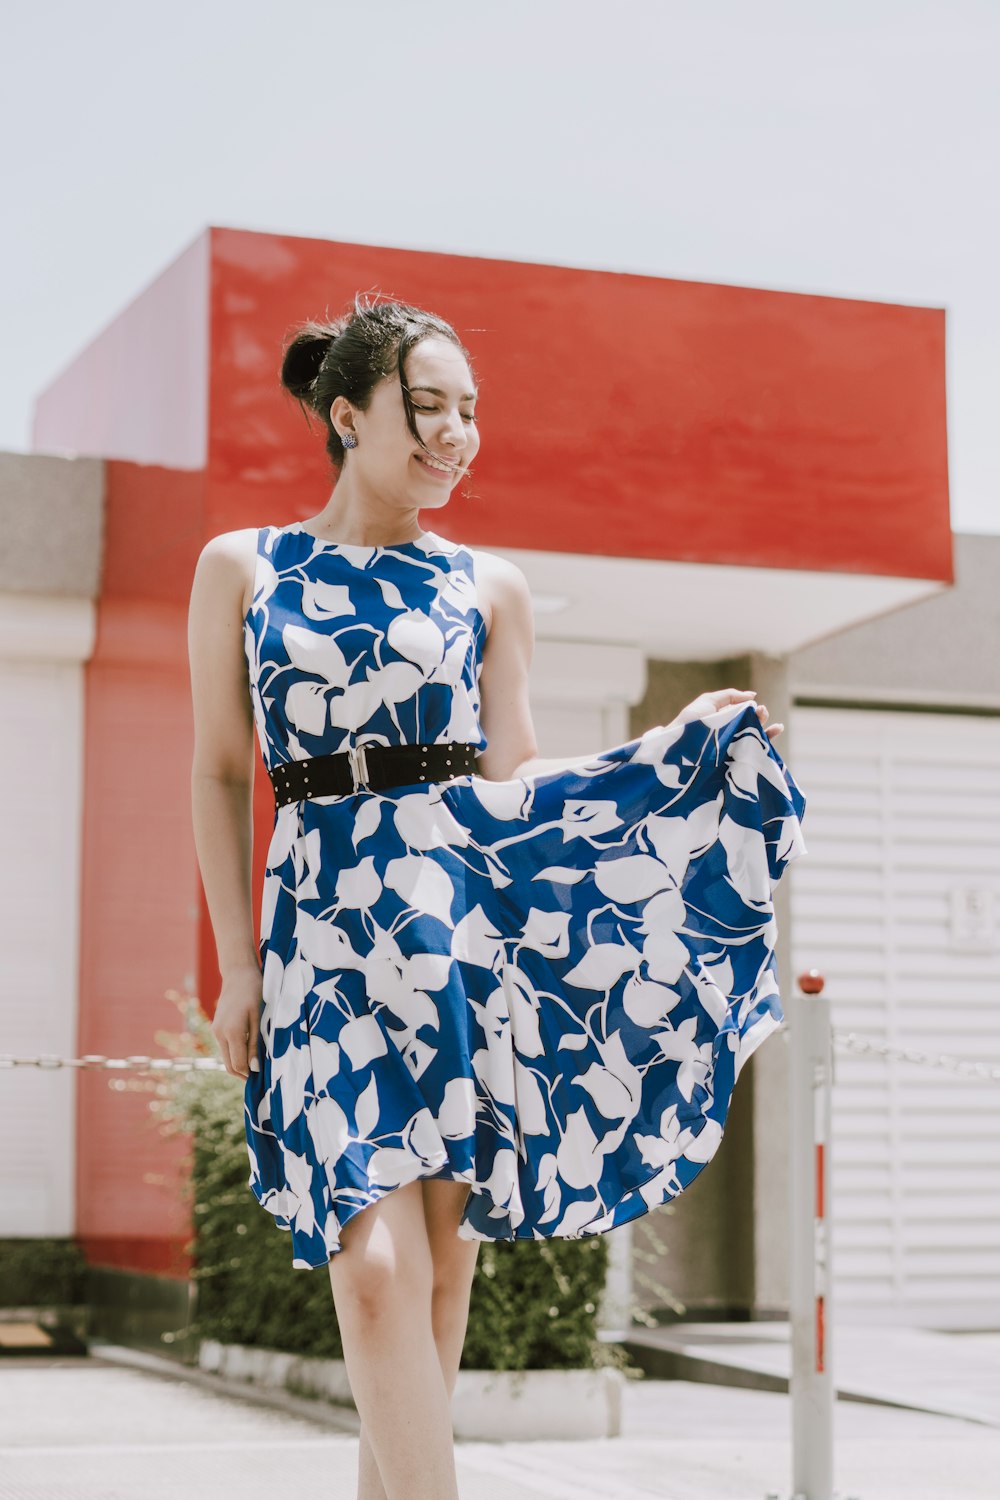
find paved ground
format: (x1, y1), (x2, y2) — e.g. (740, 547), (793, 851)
(0, 1342), (997, 1500)
(625, 1319), (1000, 1427)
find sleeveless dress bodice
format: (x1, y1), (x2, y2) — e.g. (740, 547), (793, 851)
(244, 522), (488, 773)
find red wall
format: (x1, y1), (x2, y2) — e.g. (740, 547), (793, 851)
(207, 226), (951, 582)
(76, 461), (206, 1276)
(74, 457), (290, 1277)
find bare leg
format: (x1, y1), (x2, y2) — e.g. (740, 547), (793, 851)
(332, 1180), (481, 1500)
(329, 1179), (451, 1500)
(423, 1179), (481, 1396)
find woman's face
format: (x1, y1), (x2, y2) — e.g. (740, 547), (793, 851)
(333, 335), (480, 512)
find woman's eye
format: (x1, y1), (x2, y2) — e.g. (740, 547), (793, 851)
(414, 403), (477, 423)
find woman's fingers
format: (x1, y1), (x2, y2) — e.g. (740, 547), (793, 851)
(693, 687), (784, 739)
(214, 1033), (236, 1077)
(230, 1028), (251, 1078)
(755, 703), (787, 738)
(703, 687), (755, 707)
(673, 687), (782, 734)
(213, 1025), (249, 1078)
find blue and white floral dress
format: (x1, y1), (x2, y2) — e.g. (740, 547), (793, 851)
(242, 521), (807, 1269)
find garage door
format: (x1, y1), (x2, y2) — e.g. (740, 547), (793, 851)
(789, 704), (1000, 1328)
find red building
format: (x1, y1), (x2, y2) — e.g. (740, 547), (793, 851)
(3, 225), (951, 1329)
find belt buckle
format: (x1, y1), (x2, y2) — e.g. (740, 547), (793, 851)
(347, 741), (371, 792)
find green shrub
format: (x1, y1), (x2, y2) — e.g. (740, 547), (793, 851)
(153, 996), (631, 1372)
(0, 1237), (88, 1306)
(462, 1234), (609, 1371)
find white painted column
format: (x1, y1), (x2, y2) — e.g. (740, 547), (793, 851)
(0, 594), (96, 1235)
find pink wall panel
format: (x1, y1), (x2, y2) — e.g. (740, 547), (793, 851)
(33, 233), (210, 471)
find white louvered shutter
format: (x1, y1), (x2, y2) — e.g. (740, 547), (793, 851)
(789, 705), (1000, 1328)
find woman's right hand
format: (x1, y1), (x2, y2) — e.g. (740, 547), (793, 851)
(673, 687), (784, 740)
(211, 963), (263, 1079)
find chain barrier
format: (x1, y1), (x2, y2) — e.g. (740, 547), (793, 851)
(779, 1022), (1000, 1082)
(831, 1028), (1000, 1082)
(2, 1026), (998, 1080)
(0, 1053), (224, 1072)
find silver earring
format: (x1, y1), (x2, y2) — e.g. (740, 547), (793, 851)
(341, 432), (358, 448)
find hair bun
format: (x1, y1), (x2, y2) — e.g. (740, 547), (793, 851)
(280, 321), (343, 406)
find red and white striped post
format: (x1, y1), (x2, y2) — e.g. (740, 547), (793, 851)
(788, 967), (835, 1500)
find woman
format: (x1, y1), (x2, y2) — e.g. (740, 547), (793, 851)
(187, 294), (806, 1500)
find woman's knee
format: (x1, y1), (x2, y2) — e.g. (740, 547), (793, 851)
(327, 1180), (434, 1318)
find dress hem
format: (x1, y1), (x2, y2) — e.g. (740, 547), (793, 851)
(248, 1001), (784, 1272)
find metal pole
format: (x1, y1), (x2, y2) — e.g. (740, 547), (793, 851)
(789, 968), (834, 1500)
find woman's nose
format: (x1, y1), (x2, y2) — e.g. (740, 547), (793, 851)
(437, 409), (467, 446)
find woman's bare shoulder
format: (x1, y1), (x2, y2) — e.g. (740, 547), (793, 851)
(193, 527), (261, 620)
(464, 546), (531, 635)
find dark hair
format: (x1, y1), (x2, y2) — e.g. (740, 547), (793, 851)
(279, 292), (478, 474)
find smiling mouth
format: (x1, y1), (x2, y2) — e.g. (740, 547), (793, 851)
(415, 454), (460, 475)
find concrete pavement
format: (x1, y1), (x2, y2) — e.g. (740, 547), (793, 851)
(623, 1319), (1000, 1428)
(0, 1342), (997, 1500)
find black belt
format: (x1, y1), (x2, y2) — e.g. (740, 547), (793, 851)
(268, 740), (482, 808)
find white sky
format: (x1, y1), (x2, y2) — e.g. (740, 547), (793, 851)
(3, 0), (998, 533)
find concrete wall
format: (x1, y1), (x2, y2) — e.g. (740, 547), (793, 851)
(790, 532), (1000, 707)
(0, 451), (104, 593)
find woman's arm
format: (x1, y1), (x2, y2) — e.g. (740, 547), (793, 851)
(473, 551), (539, 780)
(474, 551), (604, 780)
(187, 528), (262, 1077)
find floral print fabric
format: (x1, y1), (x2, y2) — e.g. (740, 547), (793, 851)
(242, 522), (808, 1269)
